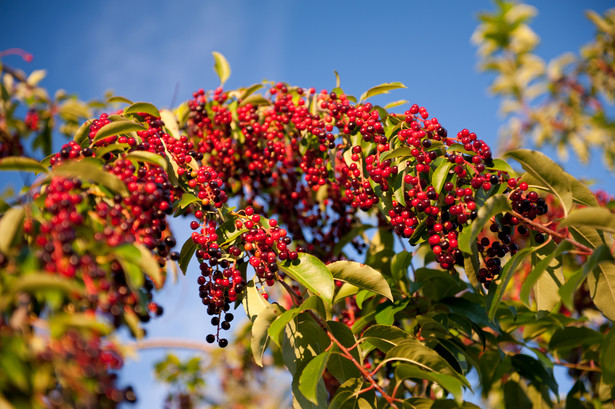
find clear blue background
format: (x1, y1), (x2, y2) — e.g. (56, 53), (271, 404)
(2, 1), (614, 407)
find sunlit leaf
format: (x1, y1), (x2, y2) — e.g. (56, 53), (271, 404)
(91, 119), (146, 143)
(0, 206), (24, 254)
(251, 303), (283, 367)
(212, 51), (231, 86)
(124, 151), (167, 170)
(279, 253), (334, 309)
(124, 101), (160, 118)
(560, 207), (615, 234)
(327, 260), (393, 301)
(359, 82), (406, 102)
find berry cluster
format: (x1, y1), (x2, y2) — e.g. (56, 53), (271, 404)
(39, 330), (135, 408)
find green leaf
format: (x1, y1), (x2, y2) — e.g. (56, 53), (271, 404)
(432, 161), (455, 194)
(124, 308), (144, 339)
(560, 207), (615, 234)
(375, 298), (411, 325)
(329, 378), (368, 409)
(0, 206), (24, 254)
(212, 51), (231, 86)
(415, 268), (467, 301)
(177, 193), (200, 209)
(505, 149), (573, 213)
(251, 303), (283, 367)
(238, 83), (264, 102)
(380, 147), (413, 163)
(118, 258), (143, 290)
(383, 340), (470, 387)
(504, 380), (532, 409)
(49, 313), (112, 338)
(487, 159), (515, 175)
(396, 364), (464, 403)
(441, 297), (492, 329)
(91, 119), (146, 143)
(520, 241), (571, 308)
(601, 329), (615, 385)
(487, 246), (535, 320)
(0, 156), (48, 174)
(361, 324), (411, 354)
(359, 82), (406, 102)
(8, 272), (83, 296)
(390, 250), (412, 283)
(333, 282), (359, 304)
(327, 260), (393, 301)
(559, 244), (614, 312)
(135, 243), (164, 287)
(458, 194), (512, 254)
(279, 253), (335, 309)
(73, 119), (94, 145)
(242, 280), (271, 322)
(510, 354), (558, 395)
(299, 350), (332, 404)
(332, 225), (373, 256)
(384, 100), (409, 109)
(326, 321), (362, 383)
(548, 327), (603, 354)
(463, 241), (481, 288)
(27, 69), (46, 86)
(268, 296), (326, 347)
(178, 237), (197, 275)
(107, 96), (134, 104)
(124, 101), (160, 118)
(160, 108), (181, 140)
(51, 158), (128, 196)
(124, 151), (167, 170)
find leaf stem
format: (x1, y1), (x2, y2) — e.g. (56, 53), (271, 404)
(510, 210), (593, 254)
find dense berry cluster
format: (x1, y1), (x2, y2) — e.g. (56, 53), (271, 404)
(39, 330), (135, 408)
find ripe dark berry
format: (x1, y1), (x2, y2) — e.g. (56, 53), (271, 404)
(218, 338), (228, 348)
(206, 334), (216, 343)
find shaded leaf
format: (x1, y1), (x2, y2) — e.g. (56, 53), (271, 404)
(178, 237), (197, 275)
(396, 364), (464, 403)
(548, 327), (603, 354)
(487, 246), (535, 320)
(269, 296), (326, 347)
(510, 354), (558, 395)
(601, 329), (615, 385)
(383, 340), (470, 387)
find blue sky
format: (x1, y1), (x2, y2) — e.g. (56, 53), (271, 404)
(2, 1), (614, 407)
